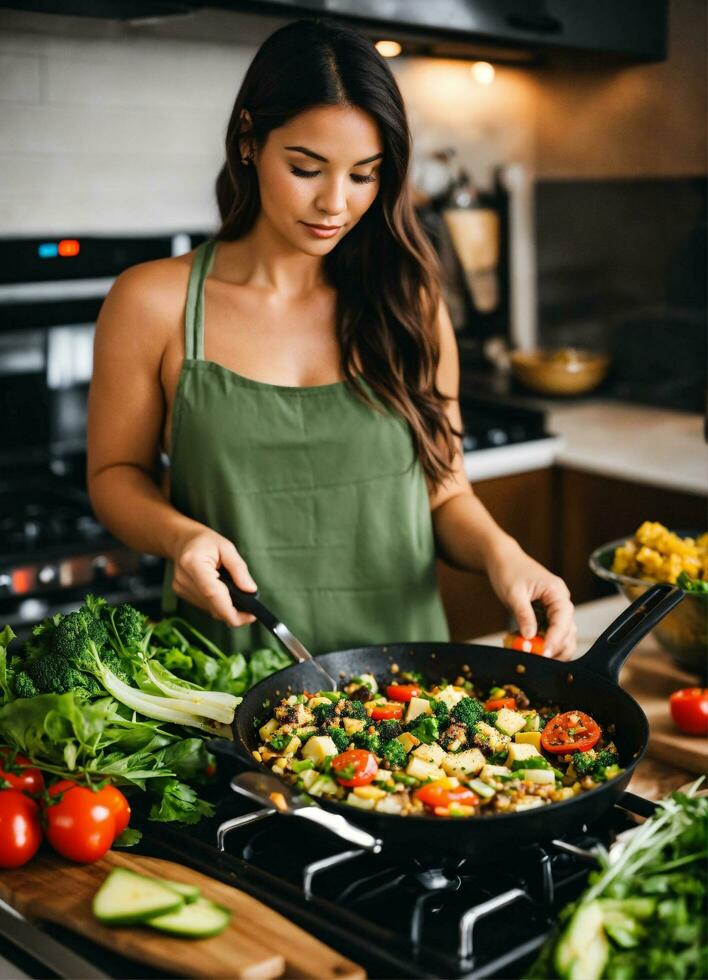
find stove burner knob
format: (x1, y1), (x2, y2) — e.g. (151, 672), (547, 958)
(38, 565), (57, 585)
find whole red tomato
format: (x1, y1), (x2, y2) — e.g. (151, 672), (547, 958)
(0, 790), (42, 868)
(95, 785), (131, 837)
(669, 688), (708, 736)
(0, 750), (44, 796)
(45, 781), (115, 863)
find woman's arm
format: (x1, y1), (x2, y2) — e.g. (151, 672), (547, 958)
(429, 303), (576, 659)
(86, 262), (255, 628)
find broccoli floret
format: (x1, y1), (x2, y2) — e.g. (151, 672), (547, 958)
(488, 750), (509, 766)
(594, 749), (619, 770)
(105, 602), (148, 651)
(337, 699), (368, 721)
(12, 671), (38, 699)
(312, 701), (335, 725)
(382, 739), (407, 770)
(451, 697), (485, 729)
(432, 700), (450, 726)
(377, 719), (403, 742)
(328, 726), (351, 753)
(52, 609), (109, 663)
(481, 710), (498, 726)
(572, 751), (598, 776)
(25, 651), (90, 695)
(407, 716), (439, 745)
(100, 650), (132, 686)
(574, 749), (620, 780)
(352, 731), (381, 755)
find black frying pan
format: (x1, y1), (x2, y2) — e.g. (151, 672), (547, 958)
(213, 580), (683, 861)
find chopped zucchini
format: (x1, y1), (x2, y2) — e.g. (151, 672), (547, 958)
(517, 768), (555, 785)
(308, 775), (339, 798)
(480, 764), (511, 779)
(469, 778), (496, 800)
(299, 768), (320, 790)
(494, 707), (527, 737)
(554, 901), (609, 980)
(513, 798), (544, 811)
(160, 880), (200, 904)
(523, 712), (541, 732)
(92, 869), (183, 926)
(345, 791), (376, 811)
(147, 897), (230, 938)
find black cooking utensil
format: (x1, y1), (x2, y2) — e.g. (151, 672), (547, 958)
(218, 569), (338, 689)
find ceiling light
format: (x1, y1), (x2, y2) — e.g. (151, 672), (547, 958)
(471, 61), (496, 85)
(375, 40), (402, 58)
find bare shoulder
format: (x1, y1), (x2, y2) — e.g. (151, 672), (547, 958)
(95, 252), (194, 359)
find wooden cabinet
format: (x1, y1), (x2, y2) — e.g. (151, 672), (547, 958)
(437, 468), (554, 640)
(437, 465), (705, 641)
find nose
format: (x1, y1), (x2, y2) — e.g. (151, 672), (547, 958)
(315, 175), (347, 218)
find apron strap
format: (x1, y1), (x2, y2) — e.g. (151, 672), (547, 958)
(184, 239), (217, 361)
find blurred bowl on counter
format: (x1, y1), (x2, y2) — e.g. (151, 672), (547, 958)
(590, 537), (707, 676)
(510, 347), (610, 396)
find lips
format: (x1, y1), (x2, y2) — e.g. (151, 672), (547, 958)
(302, 222), (341, 230)
(300, 221), (343, 239)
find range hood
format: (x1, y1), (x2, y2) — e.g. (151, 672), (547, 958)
(2, 0), (668, 63)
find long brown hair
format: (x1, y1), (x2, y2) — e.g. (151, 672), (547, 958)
(215, 19), (458, 487)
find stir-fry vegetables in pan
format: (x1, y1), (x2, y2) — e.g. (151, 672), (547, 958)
(253, 671), (623, 818)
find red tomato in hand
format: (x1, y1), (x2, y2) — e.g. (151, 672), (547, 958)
(541, 711), (601, 754)
(504, 633), (546, 655)
(386, 684), (420, 702)
(669, 688), (708, 736)
(415, 783), (479, 811)
(0, 790), (42, 868)
(95, 785), (131, 836)
(45, 782), (115, 863)
(485, 697), (516, 711)
(332, 749), (378, 787)
(370, 703), (403, 721)
(0, 750), (44, 796)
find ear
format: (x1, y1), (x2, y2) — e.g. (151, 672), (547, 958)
(239, 109), (256, 164)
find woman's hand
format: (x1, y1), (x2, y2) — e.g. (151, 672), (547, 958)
(172, 528), (257, 628)
(486, 538), (577, 660)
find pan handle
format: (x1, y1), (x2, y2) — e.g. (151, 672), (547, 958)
(579, 583), (684, 682)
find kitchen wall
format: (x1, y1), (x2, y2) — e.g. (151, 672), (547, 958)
(2, 0), (704, 235)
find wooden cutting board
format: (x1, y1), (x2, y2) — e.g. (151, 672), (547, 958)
(0, 850), (365, 980)
(620, 640), (708, 774)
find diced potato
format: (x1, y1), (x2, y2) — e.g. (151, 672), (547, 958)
(301, 735), (338, 765)
(406, 697), (433, 723)
(300, 769), (319, 790)
(343, 718), (365, 735)
(406, 756), (445, 781)
(475, 722), (511, 754)
(481, 764), (511, 779)
(435, 685), (466, 710)
(506, 742), (541, 766)
(396, 732), (420, 754)
(518, 768), (555, 785)
(375, 795), (404, 815)
(412, 742), (446, 767)
(258, 718), (279, 740)
(353, 785), (387, 801)
(346, 792), (376, 811)
(513, 798), (544, 811)
(442, 748), (486, 778)
(307, 696), (333, 708)
(515, 731), (543, 750)
(495, 708), (527, 737)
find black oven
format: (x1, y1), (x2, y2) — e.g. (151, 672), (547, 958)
(0, 232), (207, 639)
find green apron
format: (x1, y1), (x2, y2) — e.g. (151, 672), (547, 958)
(162, 239), (449, 656)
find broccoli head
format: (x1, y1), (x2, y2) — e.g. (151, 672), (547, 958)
(327, 725), (351, 753)
(106, 602), (148, 651)
(432, 699), (450, 726)
(352, 731), (381, 755)
(376, 719), (403, 743)
(451, 697), (485, 729)
(595, 749), (619, 769)
(336, 699), (368, 721)
(572, 751), (597, 775)
(24, 651), (93, 695)
(407, 716), (439, 745)
(12, 671), (38, 699)
(382, 739), (407, 770)
(312, 701), (335, 725)
(481, 710), (498, 726)
(574, 748), (620, 779)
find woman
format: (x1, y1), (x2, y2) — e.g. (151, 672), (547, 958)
(87, 19), (576, 660)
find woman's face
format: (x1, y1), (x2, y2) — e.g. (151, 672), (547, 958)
(251, 105), (383, 256)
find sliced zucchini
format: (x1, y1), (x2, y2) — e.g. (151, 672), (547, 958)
(159, 879), (201, 904)
(93, 868), (183, 926)
(517, 768), (555, 785)
(147, 897), (230, 938)
(469, 778), (496, 800)
(555, 900), (608, 980)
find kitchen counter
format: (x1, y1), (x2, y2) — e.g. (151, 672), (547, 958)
(462, 389), (704, 493)
(471, 594), (699, 801)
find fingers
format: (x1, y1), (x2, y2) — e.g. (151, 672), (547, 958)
(540, 579), (576, 660)
(173, 535), (257, 628)
(509, 586), (538, 640)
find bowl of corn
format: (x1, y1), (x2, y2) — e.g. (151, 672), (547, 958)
(589, 521), (707, 675)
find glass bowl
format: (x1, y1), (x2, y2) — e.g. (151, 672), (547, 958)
(589, 537), (707, 676)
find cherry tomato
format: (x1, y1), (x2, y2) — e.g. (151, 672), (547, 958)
(385, 683), (420, 702)
(45, 781), (115, 863)
(95, 785), (131, 836)
(485, 697), (516, 711)
(669, 688), (708, 736)
(541, 711), (601, 754)
(0, 790), (42, 868)
(331, 749), (379, 787)
(370, 703), (403, 721)
(415, 782), (479, 811)
(503, 633), (546, 655)
(0, 749), (44, 796)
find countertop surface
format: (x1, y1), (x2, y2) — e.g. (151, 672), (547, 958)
(471, 594), (700, 801)
(463, 391), (705, 493)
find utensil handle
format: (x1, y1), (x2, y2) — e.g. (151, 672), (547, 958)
(297, 808), (383, 854)
(219, 571), (279, 631)
(580, 583), (684, 682)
